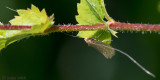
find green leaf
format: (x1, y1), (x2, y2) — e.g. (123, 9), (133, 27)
(76, 0), (104, 25)
(85, 0), (104, 22)
(110, 29), (118, 38)
(10, 5), (48, 25)
(0, 39), (7, 50)
(76, 0), (111, 44)
(0, 5), (54, 50)
(24, 14), (54, 34)
(0, 23), (7, 50)
(77, 30), (111, 44)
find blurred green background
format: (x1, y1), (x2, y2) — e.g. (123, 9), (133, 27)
(0, 0), (160, 80)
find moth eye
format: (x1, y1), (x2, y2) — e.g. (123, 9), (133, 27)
(84, 38), (115, 59)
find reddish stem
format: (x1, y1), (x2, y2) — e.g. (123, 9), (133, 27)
(44, 24), (106, 32)
(109, 22), (160, 31)
(1, 22), (160, 32)
(45, 21), (160, 32)
(0, 25), (31, 30)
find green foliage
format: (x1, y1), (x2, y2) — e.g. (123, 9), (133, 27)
(0, 5), (54, 50)
(0, 0), (117, 50)
(76, 0), (113, 44)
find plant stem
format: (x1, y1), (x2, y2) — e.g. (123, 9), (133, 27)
(44, 24), (106, 32)
(45, 21), (160, 32)
(109, 22), (160, 31)
(0, 25), (31, 30)
(101, 0), (114, 23)
(1, 22), (160, 32)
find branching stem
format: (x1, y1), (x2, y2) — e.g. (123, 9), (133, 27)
(101, 0), (115, 23)
(45, 21), (160, 32)
(1, 22), (160, 32)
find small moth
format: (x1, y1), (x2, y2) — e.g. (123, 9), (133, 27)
(63, 33), (156, 78)
(84, 37), (155, 78)
(84, 37), (115, 59)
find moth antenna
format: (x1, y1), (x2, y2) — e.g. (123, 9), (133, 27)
(113, 48), (156, 78)
(62, 32), (84, 39)
(6, 6), (17, 12)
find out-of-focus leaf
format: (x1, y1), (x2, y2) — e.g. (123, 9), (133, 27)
(0, 22), (3, 25)
(0, 5), (54, 50)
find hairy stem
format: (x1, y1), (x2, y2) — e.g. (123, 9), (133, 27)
(1, 22), (160, 32)
(45, 21), (160, 32)
(44, 24), (106, 32)
(109, 22), (160, 31)
(0, 25), (31, 30)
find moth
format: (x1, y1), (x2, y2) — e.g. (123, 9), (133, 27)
(84, 37), (155, 78)
(84, 37), (115, 59)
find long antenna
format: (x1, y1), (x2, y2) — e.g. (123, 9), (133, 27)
(6, 6), (17, 12)
(113, 47), (155, 78)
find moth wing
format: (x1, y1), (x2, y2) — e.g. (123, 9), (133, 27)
(85, 38), (115, 59)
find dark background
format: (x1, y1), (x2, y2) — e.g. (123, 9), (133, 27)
(0, 0), (160, 80)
